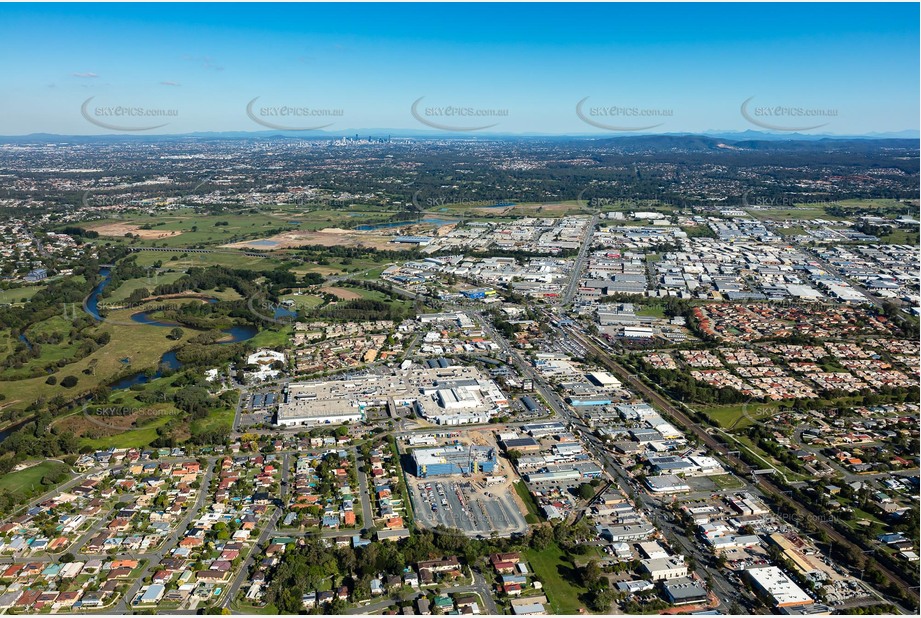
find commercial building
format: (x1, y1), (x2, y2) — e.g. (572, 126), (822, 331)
(521, 422), (567, 437)
(411, 445), (497, 477)
(276, 365), (508, 427)
(746, 566), (813, 609)
(276, 382), (364, 427)
(623, 326), (655, 339)
(644, 474), (691, 494)
(663, 577), (709, 605)
(586, 371), (622, 390)
(641, 556), (688, 581)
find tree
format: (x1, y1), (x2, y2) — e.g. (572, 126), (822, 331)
(577, 483), (595, 501)
(587, 585), (618, 612)
(168, 327), (185, 340)
(581, 559), (603, 588)
(529, 525), (554, 551)
(60, 375), (78, 388)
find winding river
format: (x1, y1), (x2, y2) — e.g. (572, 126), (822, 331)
(84, 268), (258, 390)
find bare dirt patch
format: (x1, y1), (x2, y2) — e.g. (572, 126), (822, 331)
(319, 286), (363, 300)
(91, 223), (183, 239)
(222, 227), (397, 251)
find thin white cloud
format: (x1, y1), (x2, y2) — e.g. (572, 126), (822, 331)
(72, 72), (99, 79)
(160, 81), (181, 87)
(182, 55), (224, 71)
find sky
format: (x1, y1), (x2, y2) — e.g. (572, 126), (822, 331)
(0, 2), (918, 136)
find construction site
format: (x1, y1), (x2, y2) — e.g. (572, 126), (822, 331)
(400, 430), (530, 538)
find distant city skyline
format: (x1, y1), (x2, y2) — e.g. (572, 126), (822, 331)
(0, 2), (918, 135)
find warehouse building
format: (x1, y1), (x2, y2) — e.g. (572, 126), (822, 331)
(521, 421), (567, 437)
(746, 566), (814, 609)
(411, 445), (497, 477)
(644, 474), (691, 494)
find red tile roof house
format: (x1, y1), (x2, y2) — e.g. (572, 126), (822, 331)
(265, 544), (285, 557)
(152, 570), (172, 584)
(491, 552), (521, 565)
(418, 557), (462, 573)
(503, 583), (523, 596)
(385, 516), (404, 529)
(15, 590), (42, 610)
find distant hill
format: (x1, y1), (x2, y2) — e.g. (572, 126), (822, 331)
(588, 134), (919, 152)
(0, 131), (917, 152)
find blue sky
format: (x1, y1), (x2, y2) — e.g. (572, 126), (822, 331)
(0, 2), (917, 135)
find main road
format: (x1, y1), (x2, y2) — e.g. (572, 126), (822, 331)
(115, 460), (217, 612)
(563, 324), (918, 606)
(561, 213), (599, 306)
(222, 452), (289, 609)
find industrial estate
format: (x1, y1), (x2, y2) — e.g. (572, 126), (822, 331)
(0, 3), (917, 617)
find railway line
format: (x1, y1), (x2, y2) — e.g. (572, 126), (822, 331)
(565, 326), (919, 606)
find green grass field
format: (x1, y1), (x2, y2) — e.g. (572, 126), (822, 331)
(424, 200), (590, 218)
(709, 474), (745, 490)
(699, 401), (789, 430)
(0, 307), (197, 413)
(0, 286), (43, 305)
(751, 207), (846, 221)
(514, 480), (541, 525)
(877, 227), (920, 245)
(524, 542), (587, 614)
(191, 406), (234, 436)
(278, 293), (324, 310)
(0, 315), (82, 380)
(245, 326), (292, 349)
(776, 225), (808, 237)
(635, 304), (665, 318)
(131, 250), (283, 271)
(750, 198), (911, 223)
(82, 207), (399, 249)
(0, 461), (71, 500)
(79, 414), (173, 450)
(339, 285), (393, 302)
(232, 601), (278, 615)
(105, 271), (184, 302)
